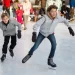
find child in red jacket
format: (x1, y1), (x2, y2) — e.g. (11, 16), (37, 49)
(2, 0), (11, 15)
(16, 4), (24, 24)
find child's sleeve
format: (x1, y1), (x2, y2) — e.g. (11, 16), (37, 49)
(60, 17), (70, 27)
(57, 14), (70, 27)
(14, 20), (21, 31)
(33, 16), (46, 32)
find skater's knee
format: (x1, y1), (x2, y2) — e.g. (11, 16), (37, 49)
(51, 42), (57, 49)
(52, 42), (57, 46)
(12, 42), (16, 47)
(3, 43), (9, 47)
(13, 42), (16, 46)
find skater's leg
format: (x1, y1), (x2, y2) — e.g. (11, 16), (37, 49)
(47, 34), (57, 67)
(1, 36), (10, 62)
(22, 33), (45, 63)
(9, 35), (16, 57)
(9, 35), (16, 49)
(28, 33), (45, 55)
(2, 36), (10, 54)
(47, 34), (57, 58)
(23, 15), (28, 30)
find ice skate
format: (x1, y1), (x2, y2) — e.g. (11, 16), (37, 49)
(22, 54), (31, 63)
(1, 54), (6, 62)
(47, 58), (57, 69)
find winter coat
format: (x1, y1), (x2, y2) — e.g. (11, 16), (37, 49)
(3, 0), (10, 8)
(16, 9), (24, 24)
(0, 19), (21, 36)
(33, 14), (70, 37)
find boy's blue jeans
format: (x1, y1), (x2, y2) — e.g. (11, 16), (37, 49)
(29, 33), (56, 58)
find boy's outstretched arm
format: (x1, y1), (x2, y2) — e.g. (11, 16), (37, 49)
(59, 16), (75, 36)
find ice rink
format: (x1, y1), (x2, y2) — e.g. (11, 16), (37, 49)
(0, 6), (75, 75)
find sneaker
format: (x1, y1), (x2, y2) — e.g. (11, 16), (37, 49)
(1, 54), (6, 62)
(22, 54), (31, 63)
(9, 49), (14, 57)
(48, 58), (57, 68)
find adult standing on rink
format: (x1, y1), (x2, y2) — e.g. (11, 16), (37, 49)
(21, 0), (31, 30)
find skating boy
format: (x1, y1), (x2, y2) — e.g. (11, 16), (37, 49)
(22, 5), (74, 68)
(0, 13), (21, 62)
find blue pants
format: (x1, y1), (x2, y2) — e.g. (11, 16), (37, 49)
(29, 33), (57, 58)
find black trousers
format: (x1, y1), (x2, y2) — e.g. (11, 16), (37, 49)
(3, 6), (10, 15)
(2, 35), (16, 54)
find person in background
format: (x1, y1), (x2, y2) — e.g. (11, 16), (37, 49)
(0, 13), (21, 62)
(21, 0), (31, 30)
(39, 8), (45, 19)
(0, 0), (2, 5)
(33, 9), (39, 22)
(22, 5), (74, 68)
(2, 0), (11, 15)
(12, 0), (20, 18)
(61, 2), (70, 20)
(69, 0), (75, 20)
(30, 5), (34, 15)
(16, 4), (24, 24)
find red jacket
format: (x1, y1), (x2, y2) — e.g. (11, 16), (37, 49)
(3, 0), (11, 8)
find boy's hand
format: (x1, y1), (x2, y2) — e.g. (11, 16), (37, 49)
(68, 27), (74, 36)
(32, 32), (37, 42)
(18, 30), (21, 39)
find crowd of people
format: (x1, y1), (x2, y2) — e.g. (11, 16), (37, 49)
(0, 0), (75, 69)
(2, 0), (32, 30)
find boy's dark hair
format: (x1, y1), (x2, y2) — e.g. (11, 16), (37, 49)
(1, 12), (9, 19)
(47, 5), (58, 12)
